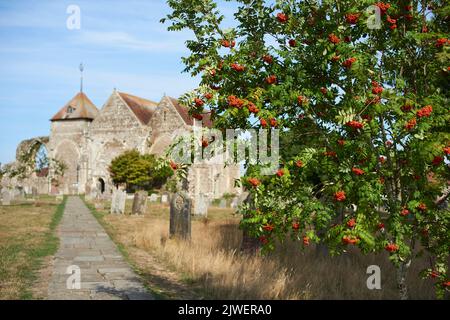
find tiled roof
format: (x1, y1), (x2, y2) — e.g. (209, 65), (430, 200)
(51, 92), (99, 121)
(118, 92), (158, 125)
(168, 97), (213, 128)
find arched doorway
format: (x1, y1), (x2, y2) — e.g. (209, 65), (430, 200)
(98, 178), (106, 194)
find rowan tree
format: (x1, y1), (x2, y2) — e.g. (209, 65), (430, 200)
(164, 0), (450, 299)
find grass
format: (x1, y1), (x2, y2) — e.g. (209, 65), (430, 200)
(86, 198), (438, 300)
(0, 195), (66, 299)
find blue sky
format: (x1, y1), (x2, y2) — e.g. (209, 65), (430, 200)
(0, 0), (236, 165)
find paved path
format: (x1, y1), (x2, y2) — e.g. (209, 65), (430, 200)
(47, 196), (153, 300)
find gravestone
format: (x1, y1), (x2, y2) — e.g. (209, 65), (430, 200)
(161, 194), (169, 203)
(230, 197), (239, 208)
(194, 193), (208, 216)
(132, 190), (148, 215)
(111, 189), (126, 214)
(219, 199), (227, 208)
(1, 190), (11, 206)
(31, 187), (38, 197)
(149, 193), (158, 202)
(170, 192), (191, 240)
(14, 188), (25, 201)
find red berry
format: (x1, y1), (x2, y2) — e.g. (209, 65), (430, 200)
(262, 55), (273, 64)
(248, 178), (261, 187)
(266, 75), (277, 84)
(385, 243), (399, 252)
(276, 169), (284, 177)
(328, 33), (340, 44)
(347, 218), (356, 228)
(303, 236), (310, 246)
(194, 98), (204, 107)
(169, 161), (178, 170)
(352, 167), (364, 175)
(334, 191), (346, 202)
(276, 13), (288, 23)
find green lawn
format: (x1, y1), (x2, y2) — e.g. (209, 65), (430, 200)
(0, 196), (66, 299)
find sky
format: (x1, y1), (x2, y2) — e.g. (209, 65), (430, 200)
(0, 0), (236, 165)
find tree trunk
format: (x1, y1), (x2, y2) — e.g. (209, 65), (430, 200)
(240, 193), (261, 254)
(396, 259), (411, 300)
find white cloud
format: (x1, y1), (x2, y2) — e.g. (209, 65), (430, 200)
(74, 30), (187, 53)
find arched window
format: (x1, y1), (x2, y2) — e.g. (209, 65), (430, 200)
(67, 106), (75, 114)
(35, 144), (49, 177)
(163, 111), (167, 122)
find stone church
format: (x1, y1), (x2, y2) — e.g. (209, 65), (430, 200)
(2, 89), (241, 206)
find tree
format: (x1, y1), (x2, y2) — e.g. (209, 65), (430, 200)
(164, 0), (450, 299)
(109, 150), (173, 192)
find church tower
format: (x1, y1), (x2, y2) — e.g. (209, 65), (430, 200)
(47, 64), (98, 195)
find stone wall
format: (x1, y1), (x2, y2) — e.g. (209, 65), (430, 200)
(86, 91), (152, 197)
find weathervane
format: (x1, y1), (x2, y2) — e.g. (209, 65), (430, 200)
(79, 63), (84, 93)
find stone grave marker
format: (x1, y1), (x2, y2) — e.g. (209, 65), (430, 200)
(132, 190), (148, 215)
(1, 190), (11, 206)
(219, 199), (227, 208)
(161, 194), (169, 203)
(170, 192), (191, 240)
(111, 189), (126, 214)
(31, 187), (38, 197)
(194, 193), (208, 216)
(149, 193), (158, 202)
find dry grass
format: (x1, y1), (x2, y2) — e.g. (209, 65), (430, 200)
(0, 196), (62, 299)
(95, 200), (437, 300)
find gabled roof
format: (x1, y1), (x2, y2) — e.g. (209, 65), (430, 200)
(168, 97), (213, 128)
(118, 92), (158, 125)
(51, 92), (99, 121)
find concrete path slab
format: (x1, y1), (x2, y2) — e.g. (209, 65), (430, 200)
(47, 196), (153, 300)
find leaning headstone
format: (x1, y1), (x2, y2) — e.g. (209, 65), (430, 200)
(1, 190), (11, 206)
(111, 189), (126, 214)
(161, 194), (168, 203)
(170, 192), (191, 240)
(132, 190), (148, 215)
(194, 193), (208, 216)
(149, 193), (158, 202)
(219, 199), (227, 208)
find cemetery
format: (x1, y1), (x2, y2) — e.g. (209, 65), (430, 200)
(0, 0), (448, 304)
